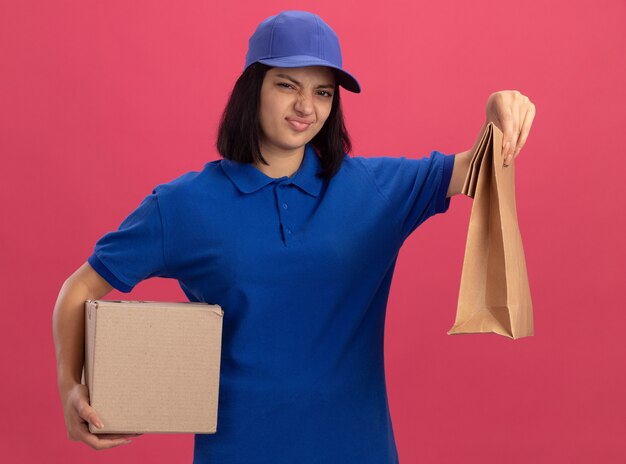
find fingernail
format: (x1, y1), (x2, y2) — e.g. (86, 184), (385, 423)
(96, 421), (104, 428)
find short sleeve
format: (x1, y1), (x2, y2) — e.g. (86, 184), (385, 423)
(87, 190), (170, 293)
(358, 150), (455, 241)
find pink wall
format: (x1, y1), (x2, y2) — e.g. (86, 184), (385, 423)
(1, 1), (624, 462)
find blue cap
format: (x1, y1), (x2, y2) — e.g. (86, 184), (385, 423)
(244, 10), (361, 93)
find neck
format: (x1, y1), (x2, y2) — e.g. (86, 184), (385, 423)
(254, 143), (306, 179)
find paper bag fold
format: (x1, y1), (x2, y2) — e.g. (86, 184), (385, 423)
(447, 122), (534, 339)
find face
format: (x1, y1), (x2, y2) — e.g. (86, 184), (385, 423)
(258, 66), (336, 155)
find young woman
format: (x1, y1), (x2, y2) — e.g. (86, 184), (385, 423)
(53, 10), (535, 463)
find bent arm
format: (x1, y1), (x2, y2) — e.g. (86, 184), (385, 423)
(53, 262), (113, 392)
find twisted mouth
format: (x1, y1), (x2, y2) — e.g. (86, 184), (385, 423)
(286, 118), (312, 131)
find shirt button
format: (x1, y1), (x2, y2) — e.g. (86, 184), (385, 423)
(282, 203), (288, 210)
(287, 228), (292, 234)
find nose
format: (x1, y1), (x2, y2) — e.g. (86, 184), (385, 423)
(293, 91), (314, 116)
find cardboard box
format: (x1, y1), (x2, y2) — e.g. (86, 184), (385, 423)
(83, 300), (223, 434)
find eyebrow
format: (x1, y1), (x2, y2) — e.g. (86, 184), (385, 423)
(275, 73), (335, 89)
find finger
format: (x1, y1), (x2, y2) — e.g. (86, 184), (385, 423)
(76, 399), (103, 429)
(508, 95), (528, 163)
(76, 422), (133, 450)
(509, 101), (526, 163)
(96, 433), (143, 439)
(84, 433), (133, 450)
(497, 109), (516, 167)
(512, 103), (536, 160)
(76, 420), (142, 439)
(503, 126), (520, 166)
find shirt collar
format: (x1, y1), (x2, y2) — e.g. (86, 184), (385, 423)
(221, 144), (324, 197)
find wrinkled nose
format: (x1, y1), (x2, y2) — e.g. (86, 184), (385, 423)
(294, 92), (314, 116)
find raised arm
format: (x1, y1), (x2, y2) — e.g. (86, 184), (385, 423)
(446, 149), (472, 198)
(446, 120), (488, 198)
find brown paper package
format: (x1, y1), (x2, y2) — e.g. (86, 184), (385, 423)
(447, 122), (534, 339)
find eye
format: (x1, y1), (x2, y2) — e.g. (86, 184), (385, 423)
(277, 82), (332, 98)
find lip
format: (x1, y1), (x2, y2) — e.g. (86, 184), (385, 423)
(286, 118), (312, 132)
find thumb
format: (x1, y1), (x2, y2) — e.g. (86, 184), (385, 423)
(76, 399), (103, 429)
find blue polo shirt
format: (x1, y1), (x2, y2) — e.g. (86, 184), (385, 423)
(87, 143), (455, 463)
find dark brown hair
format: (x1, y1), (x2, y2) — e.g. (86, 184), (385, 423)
(216, 62), (352, 182)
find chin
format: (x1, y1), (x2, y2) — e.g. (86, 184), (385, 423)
(263, 130), (316, 152)
(280, 133), (313, 147)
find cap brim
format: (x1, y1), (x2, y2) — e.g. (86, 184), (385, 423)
(257, 55), (361, 93)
